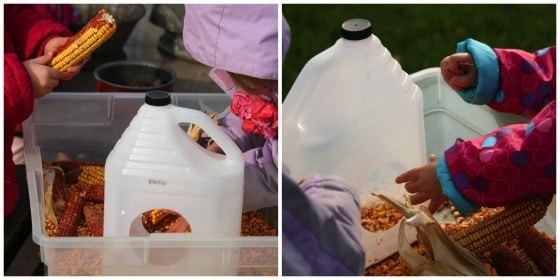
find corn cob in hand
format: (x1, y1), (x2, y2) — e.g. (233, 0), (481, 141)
(51, 9), (117, 72)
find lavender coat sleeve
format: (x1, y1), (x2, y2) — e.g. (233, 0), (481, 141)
(282, 173), (365, 276)
(217, 106), (278, 212)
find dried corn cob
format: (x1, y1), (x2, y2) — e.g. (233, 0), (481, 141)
(51, 9), (117, 72)
(85, 184), (104, 203)
(449, 196), (553, 255)
(55, 190), (86, 237)
(186, 112), (217, 142)
(517, 227), (556, 276)
(489, 244), (531, 276)
(149, 208), (170, 225)
(65, 168), (83, 185)
(77, 165), (105, 189)
(83, 204), (104, 237)
(53, 161), (102, 172)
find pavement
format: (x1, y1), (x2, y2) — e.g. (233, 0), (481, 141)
(55, 4), (222, 94)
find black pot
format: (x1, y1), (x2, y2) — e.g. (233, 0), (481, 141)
(94, 61), (176, 92)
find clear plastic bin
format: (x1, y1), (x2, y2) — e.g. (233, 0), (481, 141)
(23, 92), (277, 276)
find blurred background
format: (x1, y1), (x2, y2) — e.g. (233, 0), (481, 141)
(282, 4), (556, 100)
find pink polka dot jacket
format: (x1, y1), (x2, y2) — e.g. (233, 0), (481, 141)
(437, 38), (556, 214)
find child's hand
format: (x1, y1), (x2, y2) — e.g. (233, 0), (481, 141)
(394, 155), (448, 213)
(44, 37), (70, 55)
(22, 52), (64, 99)
(440, 53), (478, 92)
(45, 37), (90, 81)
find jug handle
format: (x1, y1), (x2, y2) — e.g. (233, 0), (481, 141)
(171, 107), (243, 166)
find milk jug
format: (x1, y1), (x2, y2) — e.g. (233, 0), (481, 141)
(283, 19), (427, 265)
(103, 90), (244, 238)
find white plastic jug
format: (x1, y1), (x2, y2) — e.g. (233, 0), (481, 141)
(103, 90), (244, 238)
(283, 19), (427, 265)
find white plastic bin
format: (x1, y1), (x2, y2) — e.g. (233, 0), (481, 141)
(23, 92), (277, 276)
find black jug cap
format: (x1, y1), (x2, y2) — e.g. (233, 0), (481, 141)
(145, 90), (171, 106)
(341, 18), (372, 40)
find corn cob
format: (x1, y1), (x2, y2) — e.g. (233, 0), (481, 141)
(51, 9), (117, 72)
(149, 208), (170, 225)
(65, 168), (83, 185)
(186, 112), (218, 142)
(52, 161), (103, 172)
(85, 184), (104, 203)
(448, 196), (553, 255)
(489, 244), (531, 276)
(517, 226), (556, 276)
(83, 204), (104, 237)
(76, 165), (105, 189)
(55, 190), (86, 237)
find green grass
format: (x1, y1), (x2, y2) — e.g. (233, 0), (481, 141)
(282, 4), (556, 100)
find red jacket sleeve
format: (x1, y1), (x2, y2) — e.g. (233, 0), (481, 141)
(444, 101), (555, 208)
(487, 46), (556, 116)
(4, 4), (71, 128)
(5, 4), (72, 60)
(442, 45), (556, 209)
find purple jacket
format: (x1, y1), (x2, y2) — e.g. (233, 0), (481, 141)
(283, 173), (365, 275)
(183, 4), (281, 211)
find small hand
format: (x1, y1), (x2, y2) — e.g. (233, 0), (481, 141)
(44, 37), (70, 55)
(395, 154), (447, 213)
(440, 53), (478, 92)
(45, 37), (90, 80)
(23, 52), (63, 98)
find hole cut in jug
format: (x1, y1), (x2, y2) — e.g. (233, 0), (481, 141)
(127, 209), (191, 266)
(141, 208), (192, 234)
(182, 121), (225, 155)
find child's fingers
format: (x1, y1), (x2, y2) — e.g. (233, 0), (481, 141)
(403, 180), (422, 193)
(449, 74), (476, 89)
(395, 168), (420, 184)
(428, 154), (438, 163)
(409, 192), (429, 206)
(427, 198), (445, 213)
(32, 52), (54, 65)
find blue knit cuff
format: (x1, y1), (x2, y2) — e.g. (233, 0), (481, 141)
(456, 38), (500, 105)
(436, 156), (480, 215)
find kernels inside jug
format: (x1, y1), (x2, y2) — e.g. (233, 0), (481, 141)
(361, 201), (404, 233)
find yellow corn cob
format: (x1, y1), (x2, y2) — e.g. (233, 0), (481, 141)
(187, 112), (218, 142)
(149, 208), (169, 225)
(51, 9), (117, 72)
(76, 165), (105, 189)
(448, 196), (553, 255)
